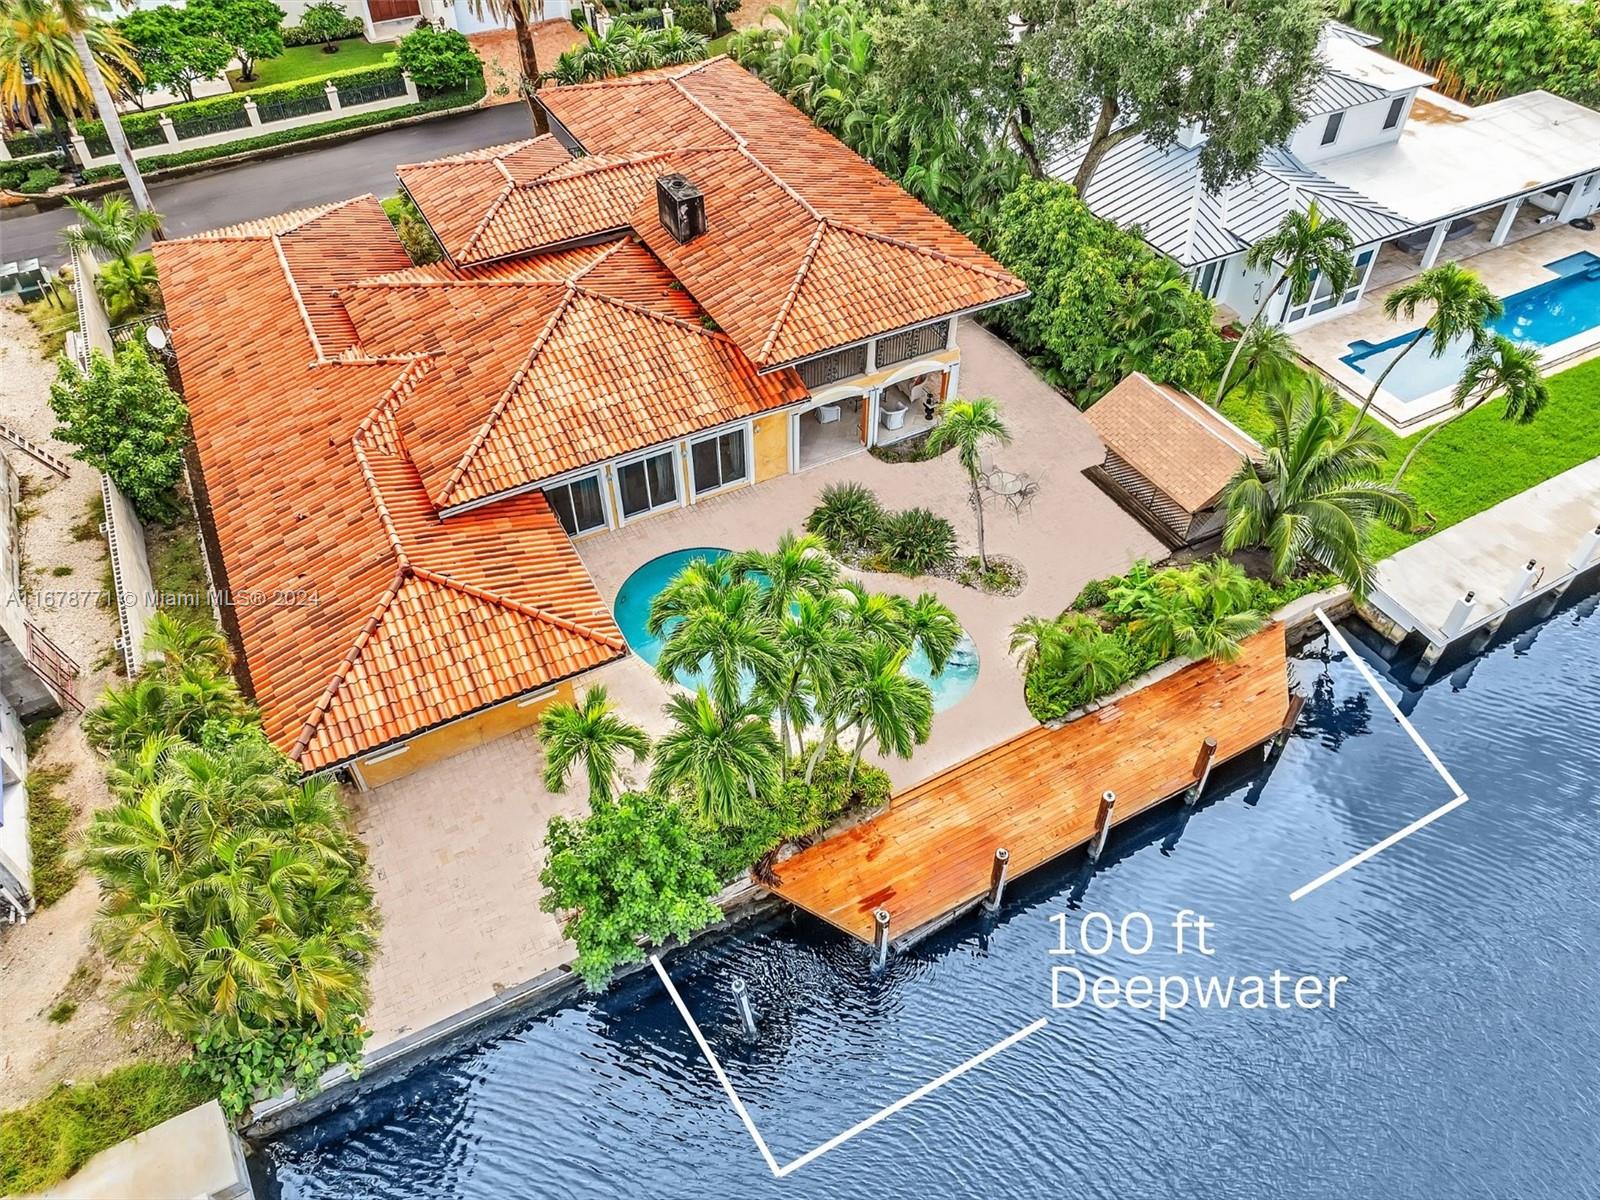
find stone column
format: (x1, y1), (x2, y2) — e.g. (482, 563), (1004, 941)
(325, 80), (343, 114)
(1490, 198), (1523, 247)
(158, 115), (179, 146)
(402, 71), (419, 103)
(243, 96), (262, 127)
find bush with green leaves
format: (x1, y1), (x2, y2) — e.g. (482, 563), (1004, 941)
(804, 481), (885, 556)
(874, 506), (957, 576)
(396, 23), (483, 94)
(19, 165), (62, 193)
(284, 8), (363, 45)
(82, 617), (378, 1119)
(382, 192), (442, 264)
(191, 0), (287, 81)
(49, 346), (188, 522)
(298, 0), (354, 50)
(116, 5), (234, 103)
(991, 178), (1223, 405)
(674, 0), (715, 35)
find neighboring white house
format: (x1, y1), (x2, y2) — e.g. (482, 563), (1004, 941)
(1050, 23), (1600, 333)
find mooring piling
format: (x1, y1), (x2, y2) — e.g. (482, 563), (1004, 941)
(984, 848), (1010, 912)
(872, 908), (891, 967)
(1266, 693), (1306, 760)
(730, 977), (757, 1037)
(1088, 790), (1117, 863)
(1185, 737), (1218, 805)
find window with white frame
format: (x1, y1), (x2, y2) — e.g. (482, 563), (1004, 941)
(617, 448), (679, 519)
(1194, 259), (1223, 301)
(1320, 112), (1343, 146)
(1283, 246), (1376, 323)
(689, 427), (748, 496)
(544, 472), (607, 536)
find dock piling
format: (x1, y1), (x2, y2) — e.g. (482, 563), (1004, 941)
(1185, 737), (1218, 805)
(730, 978), (757, 1038)
(1503, 559), (1540, 605)
(1570, 524), (1600, 572)
(872, 908), (891, 967)
(1266, 693), (1306, 760)
(984, 848), (1010, 912)
(1088, 791), (1117, 863)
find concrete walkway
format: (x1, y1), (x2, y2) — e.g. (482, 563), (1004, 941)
(1368, 456), (1600, 645)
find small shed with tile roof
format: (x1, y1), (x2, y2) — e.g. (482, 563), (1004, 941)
(1082, 372), (1262, 547)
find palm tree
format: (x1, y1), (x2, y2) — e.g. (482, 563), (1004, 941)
(729, 530), (836, 620)
(1008, 611), (1099, 674)
(1349, 261), (1503, 435)
(1214, 202), (1356, 403)
(1222, 381), (1417, 598)
(1052, 622), (1132, 693)
(468, 0), (549, 132)
(894, 592), (962, 676)
(1219, 323), (1297, 403)
(827, 641), (933, 782)
(1393, 336), (1548, 485)
(650, 689), (780, 827)
(761, 590), (854, 763)
(645, 554), (734, 638)
(1128, 559), (1266, 663)
(60, 194), (160, 269)
(655, 578), (781, 713)
(141, 609), (230, 673)
(537, 685), (650, 805)
(924, 397), (1010, 570)
(835, 580), (907, 647)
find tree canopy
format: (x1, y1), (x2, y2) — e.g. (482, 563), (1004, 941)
(116, 4), (232, 101)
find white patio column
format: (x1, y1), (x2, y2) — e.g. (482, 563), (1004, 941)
(1419, 220), (1451, 270)
(1490, 198), (1523, 248)
(865, 388), (882, 448)
(1557, 182), (1592, 223)
(944, 360), (960, 403)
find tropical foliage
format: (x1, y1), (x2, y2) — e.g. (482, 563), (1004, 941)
(1223, 381), (1416, 596)
(81, 615), (377, 1118)
(991, 179), (1223, 402)
(806, 484), (960, 578)
(49, 345), (188, 521)
(1340, 0), (1600, 106)
(60, 194), (164, 315)
(395, 23), (483, 93)
(466, 0), (547, 127)
(1392, 335), (1549, 484)
(537, 685), (650, 805)
(0, 0), (138, 122)
(115, 4), (231, 102)
(924, 397), (1009, 569)
(545, 19), (706, 83)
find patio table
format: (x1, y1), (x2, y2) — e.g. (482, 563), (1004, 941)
(985, 469), (1026, 496)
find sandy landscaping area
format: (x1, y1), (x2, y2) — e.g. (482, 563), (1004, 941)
(0, 305), (181, 1110)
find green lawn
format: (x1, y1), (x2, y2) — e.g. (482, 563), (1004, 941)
(230, 39), (394, 91)
(1218, 356), (1600, 561)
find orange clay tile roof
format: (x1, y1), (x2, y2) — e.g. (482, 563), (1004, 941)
(398, 59), (1027, 369)
(1083, 372), (1264, 512)
(153, 197), (625, 772)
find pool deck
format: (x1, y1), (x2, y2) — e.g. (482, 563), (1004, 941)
(1294, 221), (1600, 434)
(1365, 456), (1600, 656)
(769, 627), (1293, 946)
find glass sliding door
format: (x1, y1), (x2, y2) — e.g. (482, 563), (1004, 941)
(544, 472), (607, 536)
(690, 428), (748, 497)
(617, 448), (679, 520)
(1283, 246), (1377, 324)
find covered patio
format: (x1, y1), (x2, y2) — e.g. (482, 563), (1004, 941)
(574, 323), (1165, 790)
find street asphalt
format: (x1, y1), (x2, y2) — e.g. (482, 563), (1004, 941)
(0, 103), (537, 267)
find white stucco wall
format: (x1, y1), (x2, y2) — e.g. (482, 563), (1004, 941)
(0, 689), (29, 904)
(1292, 89), (1418, 165)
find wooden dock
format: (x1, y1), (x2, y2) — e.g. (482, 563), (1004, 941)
(769, 627), (1293, 945)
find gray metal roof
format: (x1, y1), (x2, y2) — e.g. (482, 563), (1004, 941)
(1325, 21), (1382, 47)
(1303, 69), (1393, 117)
(1047, 138), (1412, 269)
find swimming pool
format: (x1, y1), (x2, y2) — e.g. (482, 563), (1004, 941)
(257, 589), (1600, 1199)
(1342, 250), (1600, 402)
(611, 548), (980, 711)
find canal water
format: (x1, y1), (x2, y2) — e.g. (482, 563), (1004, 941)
(256, 596), (1600, 1200)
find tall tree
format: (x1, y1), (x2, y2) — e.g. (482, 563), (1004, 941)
(116, 4), (231, 102)
(654, 577), (781, 714)
(59, 0), (160, 222)
(1392, 336), (1548, 484)
(1214, 202), (1356, 402)
(189, 0), (285, 83)
(468, 0), (548, 132)
(925, 397), (1011, 570)
(761, 590), (854, 763)
(60, 193), (160, 270)
(1222, 380), (1416, 597)
(728, 530), (837, 621)
(1062, 0), (1325, 196)
(650, 689), (780, 827)
(826, 642), (933, 781)
(1348, 260), (1503, 436)
(537, 685), (651, 805)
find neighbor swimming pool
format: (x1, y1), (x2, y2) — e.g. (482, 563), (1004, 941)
(611, 548), (980, 711)
(1342, 250), (1600, 402)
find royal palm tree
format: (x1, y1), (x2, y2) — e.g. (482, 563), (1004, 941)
(650, 689), (780, 827)
(0, 0), (158, 222)
(1214, 202), (1356, 403)
(1392, 336), (1548, 485)
(925, 396), (1011, 570)
(826, 642), (933, 782)
(1348, 261), (1503, 435)
(1222, 381), (1416, 597)
(894, 591), (962, 676)
(1219, 323), (1297, 403)
(537, 685), (650, 805)
(761, 590), (854, 763)
(655, 578), (781, 713)
(468, 0), (548, 132)
(729, 530), (836, 620)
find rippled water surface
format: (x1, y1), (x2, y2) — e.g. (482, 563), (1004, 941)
(258, 597), (1600, 1200)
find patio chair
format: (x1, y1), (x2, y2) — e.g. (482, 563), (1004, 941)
(1006, 476), (1040, 516)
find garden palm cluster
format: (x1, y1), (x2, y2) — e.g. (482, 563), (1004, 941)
(81, 614), (377, 1117)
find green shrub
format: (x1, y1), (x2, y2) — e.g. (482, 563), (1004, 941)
(1070, 577), (1112, 612)
(805, 481), (885, 555)
(875, 507), (957, 575)
(396, 24), (483, 94)
(297, 0), (356, 49)
(675, 1), (715, 35)
(49, 346), (189, 522)
(283, 19), (363, 46)
(18, 166), (62, 194)
(615, 7), (663, 27)
(192, 1017), (368, 1119)
(0, 1064), (218, 1195)
(382, 192), (442, 264)
(25, 764), (76, 907)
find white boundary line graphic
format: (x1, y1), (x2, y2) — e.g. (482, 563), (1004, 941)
(650, 954), (1047, 1179)
(1290, 609), (1470, 901)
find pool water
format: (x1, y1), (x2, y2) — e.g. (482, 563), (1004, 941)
(611, 548), (980, 712)
(257, 589), (1600, 1199)
(1342, 250), (1600, 402)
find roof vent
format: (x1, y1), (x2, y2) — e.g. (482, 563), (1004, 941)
(656, 173), (707, 245)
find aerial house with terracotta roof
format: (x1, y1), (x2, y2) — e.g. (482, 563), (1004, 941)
(154, 57), (1026, 789)
(1082, 372), (1263, 549)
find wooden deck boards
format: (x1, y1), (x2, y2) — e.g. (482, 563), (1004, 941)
(770, 627), (1290, 944)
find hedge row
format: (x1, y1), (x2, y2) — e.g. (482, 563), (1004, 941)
(79, 76), (484, 183)
(284, 20), (365, 47)
(77, 63), (408, 152)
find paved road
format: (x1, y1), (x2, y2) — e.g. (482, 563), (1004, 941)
(0, 104), (535, 266)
